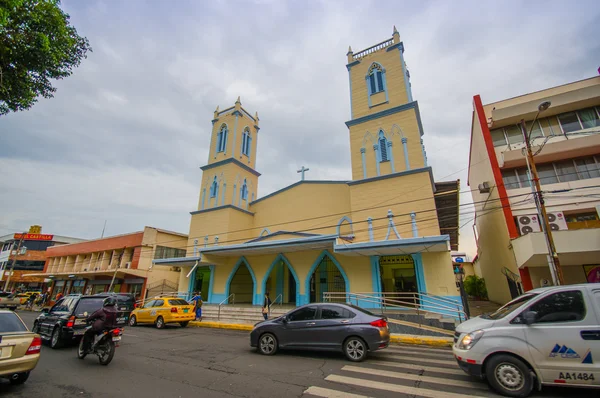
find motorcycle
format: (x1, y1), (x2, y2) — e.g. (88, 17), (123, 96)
(77, 325), (123, 365)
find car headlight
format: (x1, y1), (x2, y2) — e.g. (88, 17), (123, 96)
(458, 330), (484, 350)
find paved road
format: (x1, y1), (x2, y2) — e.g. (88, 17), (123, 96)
(1, 311), (592, 398)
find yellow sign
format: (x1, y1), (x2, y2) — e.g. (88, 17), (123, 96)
(28, 225), (42, 234)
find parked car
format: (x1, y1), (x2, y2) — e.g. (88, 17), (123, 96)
(453, 283), (600, 397)
(0, 309), (42, 385)
(128, 297), (195, 328)
(0, 292), (21, 310)
(15, 291), (42, 305)
(33, 293), (134, 349)
(250, 303), (390, 362)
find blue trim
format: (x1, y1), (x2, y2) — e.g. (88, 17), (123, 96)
(221, 183), (226, 206)
(336, 216), (353, 236)
(333, 234), (450, 253)
(260, 254), (300, 305)
(190, 204), (254, 216)
(250, 180), (347, 205)
(346, 60), (360, 69)
(152, 256), (201, 266)
(200, 158), (261, 177)
(387, 141), (395, 173)
(200, 188), (206, 210)
(360, 147), (367, 179)
(224, 257), (258, 305)
(421, 138), (427, 167)
(232, 184), (236, 205)
(399, 47), (413, 103)
(347, 69), (353, 119)
(232, 110), (241, 117)
(386, 42), (404, 53)
(259, 228), (271, 236)
(211, 293), (226, 305)
(401, 137), (410, 170)
(411, 213), (418, 237)
(348, 166), (434, 187)
(370, 256), (382, 307)
(304, 250), (350, 306)
(410, 253), (426, 293)
(276, 262), (284, 299)
(345, 101), (418, 128)
(414, 102), (425, 137)
(232, 114), (239, 157)
(373, 144), (380, 176)
(208, 265), (215, 303)
(200, 234), (337, 255)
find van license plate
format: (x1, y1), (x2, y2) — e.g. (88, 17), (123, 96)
(112, 336), (121, 342)
(183, 309), (188, 313)
(73, 329), (85, 336)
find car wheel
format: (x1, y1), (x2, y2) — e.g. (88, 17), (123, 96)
(344, 337), (367, 362)
(9, 372), (30, 385)
(485, 354), (534, 397)
(156, 316), (165, 329)
(50, 327), (63, 349)
(77, 337), (87, 359)
(129, 315), (137, 327)
(179, 321), (189, 327)
(258, 333), (278, 355)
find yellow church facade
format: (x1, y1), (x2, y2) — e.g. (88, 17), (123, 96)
(154, 28), (461, 310)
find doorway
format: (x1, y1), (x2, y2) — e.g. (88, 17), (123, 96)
(309, 254), (347, 303)
(264, 257), (298, 305)
(379, 255), (419, 306)
(192, 266), (211, 302)
(228, 261), (255, 304)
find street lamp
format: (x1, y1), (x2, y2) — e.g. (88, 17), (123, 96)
(520, 100), (565, 286)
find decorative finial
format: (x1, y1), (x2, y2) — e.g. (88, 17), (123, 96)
(347, 46), (353, 55)
(393, 25), (398, 34)
(236, 96), (241, 104)
(254, 111), (259, 120)
(215, 105), (219, 112)
(392, 25), (400, 43)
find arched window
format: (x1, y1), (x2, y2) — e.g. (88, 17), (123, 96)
(210, 176), (218, 198)
(241, 128), (252, 157)
(378, 131), (388, 162)
(368, 63), (385, 94)
(241, 179), (248, 201)
(216, 125), (228, 153)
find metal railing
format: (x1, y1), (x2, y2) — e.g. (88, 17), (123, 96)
(352, 38), (394, 60)
(270, 293), (283, 307)
(218, 293), (235, 320)
(323, 292), (467, 322)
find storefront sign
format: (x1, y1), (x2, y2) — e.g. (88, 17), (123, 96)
(13, 233), (54, 241)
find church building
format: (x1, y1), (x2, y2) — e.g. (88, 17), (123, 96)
(154, 28), (461, 311)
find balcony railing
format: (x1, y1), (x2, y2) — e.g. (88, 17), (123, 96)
(352, 39), (394, 60)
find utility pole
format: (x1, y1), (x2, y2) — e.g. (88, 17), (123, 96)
(520, 120), (565, 285)
(3, 232), (27, 291)
(108, 247), (126, 293)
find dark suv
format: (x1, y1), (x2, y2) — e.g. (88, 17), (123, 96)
(33, 293), (134, 349)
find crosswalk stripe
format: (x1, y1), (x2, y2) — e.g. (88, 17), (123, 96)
(303, 386), (372, 398)
(373, 354), (457, 366)
(367, 360), (466, 376)
(326, 375), (489, 398)
(342, 365), (487, 390)
(387, 344), (453, 354)
(383, 347), (454, 359)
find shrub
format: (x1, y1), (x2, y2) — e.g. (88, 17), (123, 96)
(464, 275), (488, 299)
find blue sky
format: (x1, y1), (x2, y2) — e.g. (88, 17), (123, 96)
(1, 0), (599, 256)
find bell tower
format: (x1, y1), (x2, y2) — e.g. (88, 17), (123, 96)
(345, 27), (428, 181)
(198, 97), (261, 211)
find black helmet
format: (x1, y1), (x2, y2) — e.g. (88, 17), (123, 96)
(104, 297), (117, 307)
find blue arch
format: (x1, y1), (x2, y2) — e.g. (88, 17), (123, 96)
(224, 256), (258, 305)
(303, 250), (350, 305)
(261, 254), (301, 305)
(336, 216), (354, 236)
(259, 228), (271, 237)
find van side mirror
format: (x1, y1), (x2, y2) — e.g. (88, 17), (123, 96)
(523, 311), (537, 325)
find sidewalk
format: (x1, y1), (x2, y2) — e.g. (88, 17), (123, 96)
(188, 320), (453, 347)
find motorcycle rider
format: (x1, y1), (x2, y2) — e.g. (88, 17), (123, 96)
(82, 296), (118, 352)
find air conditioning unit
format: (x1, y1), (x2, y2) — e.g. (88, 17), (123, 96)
(124, 262), (131, 269)
(547, 211), (568, 231)
(517, 214), (541, 235)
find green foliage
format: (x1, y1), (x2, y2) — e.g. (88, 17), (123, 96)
(0, 0), (91, 115)
(464, 275), (488, 299)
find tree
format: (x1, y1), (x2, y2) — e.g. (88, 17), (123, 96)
(463, 275), (488, 300)
(0, 0), (91, 115)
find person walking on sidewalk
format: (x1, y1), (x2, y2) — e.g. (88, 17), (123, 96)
(191, 292), (203, 321)
(262, 292), (271, 320)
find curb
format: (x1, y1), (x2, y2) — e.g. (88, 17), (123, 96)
(189, 321), (454, 347)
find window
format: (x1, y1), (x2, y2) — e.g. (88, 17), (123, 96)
(153, 300), (165, 307)
(367, 63), (385, 94)
(154, 246), (186, 259)
(320, 305), (354, 320)
(503, 156), (600, 190)
(481, 293), (537, 320)
(288, 306), (317, 322)
(516, 168), (531, 188)
(169, 299), (189, 306)
(378, 131), (388, 162)
(0, 313), (28, 333)
(579, 108), (600, 129)
(537, 163), (559, 185)
(491, 129), (507, 146)
(555, 159), (578, 182)
(501, 170), (520, 189)
(74, 298), (105, 317)
(526, 290), (586, 323)
(216, 125), (228, 152)
(52, 297), (77, 313)
(241, 129), (252, 157)
(210, 176), (218, 198)
(565, 212), (599, 223)
(505, 125), (523, 145)
(241, 179), (248, 201)
(526, 120), (544, 139)
(575, 157), (600, 179)
(142, 300), (156, 309)
(558, 112), (581, 133)
(108, 251), (114, 265)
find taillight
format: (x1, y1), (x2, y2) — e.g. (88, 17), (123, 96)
(112, 328), (122, 336)
(66, 316), (75, 328)
(26, 337), (42, 355)
(171, 307), (178, 313)
(370, 319), (387, 328)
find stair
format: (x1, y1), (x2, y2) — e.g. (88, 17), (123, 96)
(201, 304), (291, 324)
(380, 309), (459, 331)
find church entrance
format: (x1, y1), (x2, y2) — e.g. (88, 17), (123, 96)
(191, 266), (211, 302)
(379, 255), (419, 307)
(264, 258), (298, 305)
(309, 254), (347, 303)
(228, 261), (255, 304)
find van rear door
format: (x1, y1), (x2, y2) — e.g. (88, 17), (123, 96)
(523, 287), (599, 387)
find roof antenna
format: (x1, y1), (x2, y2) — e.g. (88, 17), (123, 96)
(101, 220), (107, 238)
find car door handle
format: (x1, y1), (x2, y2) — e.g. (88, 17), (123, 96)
(340, 320), (350, 324)
(306, 322), (316, 326)
(581, 330), (600, 340)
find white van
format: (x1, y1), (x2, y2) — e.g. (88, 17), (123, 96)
(453, 284), (599, 397)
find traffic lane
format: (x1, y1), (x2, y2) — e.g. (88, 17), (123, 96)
(3, 311), (348, 398)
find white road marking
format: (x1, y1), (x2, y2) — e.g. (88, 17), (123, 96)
(303, 386), (372, 398)
(366, 360), (466, 375)
(386, 345), (453, 354)
(341, 365), (487, 390)
(382, 348), (454, 359)
(374, 354), (456, 366)
(325, 375), (489, 398)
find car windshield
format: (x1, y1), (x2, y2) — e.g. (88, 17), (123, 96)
(482, 293), (539, 320)
(347, 304), (376, 317)
(169, 299), (189, 306)
(51, 297), (78, 313)
(0, 313), (28, 333)
(74, 298), (105, 317)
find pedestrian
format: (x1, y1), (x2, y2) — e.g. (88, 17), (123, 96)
(262, 292), (271, 320)
(191, 291), (203, 321)
(55, 292), (63, 302)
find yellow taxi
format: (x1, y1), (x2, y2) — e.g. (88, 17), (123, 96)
(128, 297), (195, 329)
(15, 292), (41, 305)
